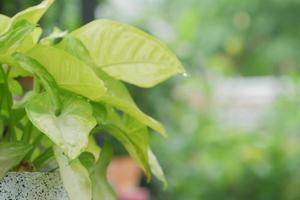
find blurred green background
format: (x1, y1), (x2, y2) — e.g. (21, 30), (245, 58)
(2, 0), (300, 199)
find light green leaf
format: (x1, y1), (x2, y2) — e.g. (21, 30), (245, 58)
(54, 147), (92, 200)
(26, 92), (96, 159)
(27, 45), (107, 101)
(95, 69), (166, 136)
(94, 105), (151, 177)
(57, 37), (165, 136)
(86, 135), (101, 161)
(13, 53), (62, 115)
(0, 142), (32, 178)
(71, 19), (185, 88)
(0, 14), (10, 35)
(12, 0), (54, 25)
(8, 27), (42, 78)
(90, 142), (117, 200)
(40, 27), (68, 45)
(148, 149), (168, 190)
(7, 78), (23, 96)
(57, 36), (93, 66)
(17, 27), (42, 53)
(0, 20), (34, 56)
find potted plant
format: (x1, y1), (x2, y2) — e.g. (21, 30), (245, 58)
(0, 0), (185, 199)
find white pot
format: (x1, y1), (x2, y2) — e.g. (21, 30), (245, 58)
(0, 171), (69, 200)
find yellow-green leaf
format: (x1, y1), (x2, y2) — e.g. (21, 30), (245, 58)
(0, 142), (32, 178)
(93, 105), (151, 177)
(56, 37), (166, 136)
(12, 0), (54, 25)
(95, 69), (166, 136)
(0, 14), (10, 35)
(27, 45), (107, 101)
(17, 27), (42, 52)
(26, 92), (96, 159)
(71, 19), (185, 88)
(54, 147), (92, 200)
(148, 149), (168, 190)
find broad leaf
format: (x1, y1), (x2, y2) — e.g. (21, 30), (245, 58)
(26, 92), (96, 159)
(0, 15), (10, 35)
(54, 147), (92, 200)
(57, 36), (93, 65)
(27, 45), (107, 101)
(0, 142), (32, 178)
(148, 149), (168, 190)
(13, 53), (62, 115)
(90, 142), (116, 200)
(8, 27), (43, 78)
(95, 69), (166, 136)
(71, 19), (185, 87)
(12, 0), (54, 25)
(57, 37), (166, 135)
(0, 20), (34, 56)
(94, 105), (151, 176)
(17, 27), (42, 53)
(40, 27), (68, 45)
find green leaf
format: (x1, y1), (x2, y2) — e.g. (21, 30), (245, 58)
(54, 147), (92, 200)
(0, 142), (32, 178)
(148, 149), (168, 190)
(94, 105), (151, 177)
(57, 37), (166, 136)
(57, 36), (93, 65)
(40, 27), (68, 45)
(13, 53), (62, 115)
(95, 69), (166, 136)
(27, 45), (107, 101)
(79, 152), (95, 172)
(0, 20), (34, 56)
(26, 92), (96, 159)
(12, 0), (54, 25)
(86, 135), (101, 161)
(0, 14), (10, 35)
(90, 142), (116, 200)
(7, 78), (23, 96)
(17, 27), (42, 53)
(71, 19), (185, 88)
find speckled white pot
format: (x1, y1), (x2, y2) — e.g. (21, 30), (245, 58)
(0, 172), (69, 200)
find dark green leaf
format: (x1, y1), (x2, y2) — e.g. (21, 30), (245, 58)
(79, 152), (95, 172)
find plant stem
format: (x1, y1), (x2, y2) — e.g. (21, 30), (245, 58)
(33, 147), (54, 169)
(0, 65), (15, 141)
(21, 119), (32, 143)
